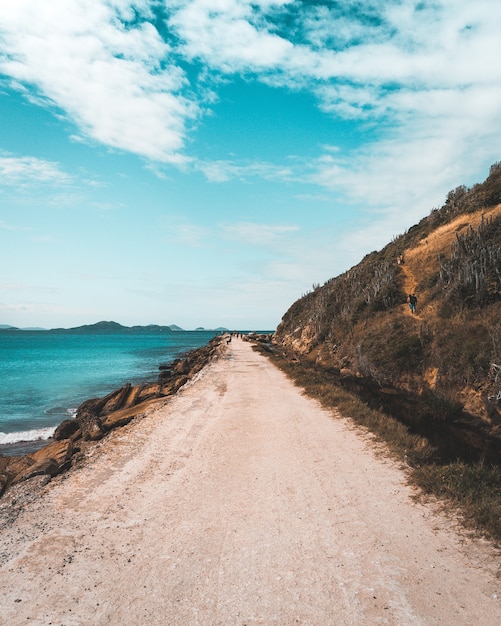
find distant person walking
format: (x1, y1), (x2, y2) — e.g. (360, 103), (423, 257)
(408, 293), (417, 314)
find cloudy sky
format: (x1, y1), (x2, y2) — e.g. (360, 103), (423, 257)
(1, 0), (500, 330)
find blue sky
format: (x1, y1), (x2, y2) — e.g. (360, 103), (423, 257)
(1, 0), (500, 330)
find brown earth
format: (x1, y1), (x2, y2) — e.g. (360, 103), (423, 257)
(1, 338), (500, 625)
(402, 203), (501, 319)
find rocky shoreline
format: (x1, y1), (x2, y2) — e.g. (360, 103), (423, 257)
(0, 335), (226, 499)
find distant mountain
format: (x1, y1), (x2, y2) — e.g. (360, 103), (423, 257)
(0, 324), (46, 331)
(194, 326), (230, 332)
(49, 321), (177, 334)
(0, 321), (216, 333)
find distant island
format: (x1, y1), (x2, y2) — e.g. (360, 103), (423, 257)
(0, 321), (227, 334)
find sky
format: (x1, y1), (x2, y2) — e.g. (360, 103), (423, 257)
(0, 0), (500, 330)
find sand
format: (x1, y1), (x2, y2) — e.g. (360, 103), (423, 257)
(1, 338), (500, 625)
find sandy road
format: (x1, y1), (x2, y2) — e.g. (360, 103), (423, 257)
(1, 339), (501, 625)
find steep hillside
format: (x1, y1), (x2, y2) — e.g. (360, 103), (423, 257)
(274, 163), (501, 461)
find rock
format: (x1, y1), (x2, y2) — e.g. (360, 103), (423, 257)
(0, 474), (8, 497)
(0, 455), (11, 474)
(75, 400), (105, 440)
(172, 359), (190, 375)
(134, 383), (162, 404)
(69, 428), (82, 442)
(30, 439), (73, 468)
(9, 440), (73, 487)
(11, 459), (60, 485)
(101, 398), (165, 431)
(166, 376), (189, 395)
(79, 414), (104, 441)
(158, 369), (172, 382)
(102, 383), (133, 414)
(53, 419), (80, 441)
(4, 456), (35, 481)
(120, 384), (143, 408)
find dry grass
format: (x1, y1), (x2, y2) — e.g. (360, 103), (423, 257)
(413, 462), (501, 539)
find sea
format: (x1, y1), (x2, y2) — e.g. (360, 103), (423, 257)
(0, 330), (218, 456)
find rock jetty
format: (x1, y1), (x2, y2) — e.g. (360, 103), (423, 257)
(0, 336), (226, 498)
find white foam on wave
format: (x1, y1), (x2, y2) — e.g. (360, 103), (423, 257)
(0, 426), (56, 445)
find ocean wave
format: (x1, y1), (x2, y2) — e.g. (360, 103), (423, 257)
(0, 426), (56, 445)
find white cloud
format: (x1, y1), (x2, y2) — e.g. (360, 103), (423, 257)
(312, 78), (501, 218)
(0, 155), (71, 186)
(1, 0), (500, 175)
(168, 0), (294, 71)
(198, 159), (294, 183)
(0, 0), (196, 163)
(1, 0), (500, 257)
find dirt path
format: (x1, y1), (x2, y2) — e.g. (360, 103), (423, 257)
(400, 262), (422, 319)
(1, 339), (500, 625)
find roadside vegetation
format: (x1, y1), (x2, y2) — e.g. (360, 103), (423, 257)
(265, 163), (501, 542)
(253, 341), (501, 542)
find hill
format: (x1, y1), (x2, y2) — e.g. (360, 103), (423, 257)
(274, 163), (501, 463)
(47, 322), (181, 334)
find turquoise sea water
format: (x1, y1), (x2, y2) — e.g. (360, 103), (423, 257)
(0, 330), (217, 451)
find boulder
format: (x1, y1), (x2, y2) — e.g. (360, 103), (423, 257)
(172, 359), (190, 375)
(4, 456), (35, 481)
(75, 400), (105, 440)
(0, 473), (8, 496)
(163, 376), (189, 395)
(135, 383), (162, 404)
(11, 458), (61, 485)
(0, 454), (11, 474)
(100, 410), (135, 431)
(101, 398), (165, 431)
(30, 439), (73, 468)
(79, 414), (104, 441)
(102, 383), (133, 414)
(158, 369), (172, 382)
(53, 419), (80, 441)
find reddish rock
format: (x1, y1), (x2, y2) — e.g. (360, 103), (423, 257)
(135, 383), (162, 404)
(170, 375), (189, 393)
(172, 359), (190, 375)
(30, 439), (73, 467)
(102, 383), (133, 414)
(10, 440), (73, 487)
(4, 456), (35, 480)
(11, 458), (61, 485)
(101, 398), (165, 431)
